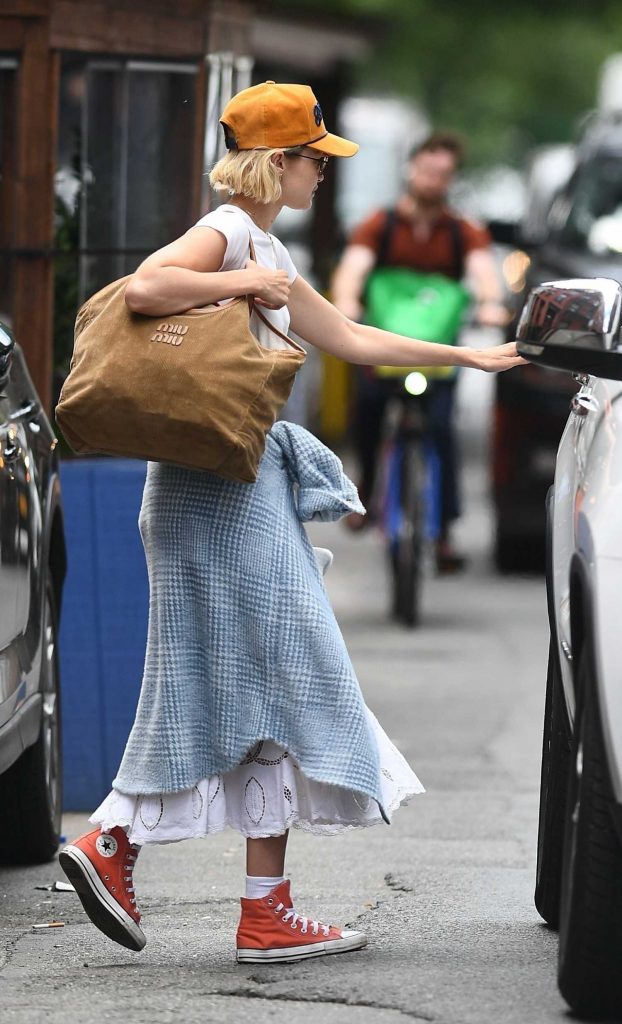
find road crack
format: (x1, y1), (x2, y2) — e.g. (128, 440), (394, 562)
(211, 987), (434, 1020)
(0, 930), (32, 973)
(384, 872), (414, 893)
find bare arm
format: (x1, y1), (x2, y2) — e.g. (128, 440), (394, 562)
(124, 226), (290, 316)
(289, 275), (524, 372)
(330, 244), (376, 320)
(465, 247), (508, 326)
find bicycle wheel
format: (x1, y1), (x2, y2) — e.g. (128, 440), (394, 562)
(390, 437), (427, 626)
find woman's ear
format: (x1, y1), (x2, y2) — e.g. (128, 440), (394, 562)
(271, 151), (286, 172)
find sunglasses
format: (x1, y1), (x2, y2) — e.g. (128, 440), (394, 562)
(286, 151), (330, 174)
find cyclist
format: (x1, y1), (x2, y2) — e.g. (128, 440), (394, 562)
(332, 131), (507, 571)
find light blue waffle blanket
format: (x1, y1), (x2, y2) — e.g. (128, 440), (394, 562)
(113, 421), (386, 817)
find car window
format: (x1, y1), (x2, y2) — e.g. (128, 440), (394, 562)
(549, 154), (622, 257)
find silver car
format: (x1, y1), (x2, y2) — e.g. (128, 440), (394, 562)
(517, 278), (622, 1018)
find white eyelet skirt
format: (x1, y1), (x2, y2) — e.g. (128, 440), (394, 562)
(90, 707), (424, 845)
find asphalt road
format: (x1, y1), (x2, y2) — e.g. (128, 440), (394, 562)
(1, 367), (568, 1023)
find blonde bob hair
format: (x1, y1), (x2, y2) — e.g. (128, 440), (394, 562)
(209, 148), (285, 204)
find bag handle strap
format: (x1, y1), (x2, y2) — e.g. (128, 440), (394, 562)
(447, 216), (465, 280)
(375, 208), (465, 280)
(252, 300), (304, 355)
(245, 233), (257, 316)
(376, 208), (397, 268)
(244, 231), (304, 354)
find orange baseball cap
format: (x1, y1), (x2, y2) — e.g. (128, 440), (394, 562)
(220, 81), (359, 158)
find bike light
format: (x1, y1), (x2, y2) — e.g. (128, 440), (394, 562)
(404, 372), (428, 396)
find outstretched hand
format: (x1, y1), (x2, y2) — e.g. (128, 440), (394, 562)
(469, 341), (526, 373)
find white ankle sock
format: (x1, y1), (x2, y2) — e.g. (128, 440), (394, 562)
(245, 874), (285, 900)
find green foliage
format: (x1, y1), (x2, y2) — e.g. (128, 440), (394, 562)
(267, 0), (622, 165)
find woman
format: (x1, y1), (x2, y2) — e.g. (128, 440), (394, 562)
(60, 81), (522, 964)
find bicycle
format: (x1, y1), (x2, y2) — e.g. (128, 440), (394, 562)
(374, 372), (444, 627)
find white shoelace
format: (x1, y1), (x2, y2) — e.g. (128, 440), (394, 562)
(122, 847), (140, 910)
(275, 902), (330, 937)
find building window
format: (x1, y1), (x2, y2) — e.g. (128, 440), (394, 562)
(54, 56), (198, 384)
(0, 58), (18, 327)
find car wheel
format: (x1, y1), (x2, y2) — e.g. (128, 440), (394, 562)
(0, 581), (62, 864)
(534, 640), (571, 928)
(558, 646), (622, 1017)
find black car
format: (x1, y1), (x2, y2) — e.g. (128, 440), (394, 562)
(492, 360), (577, 572)
(0, 324), (66, 864)
(492, 114), (622, 571)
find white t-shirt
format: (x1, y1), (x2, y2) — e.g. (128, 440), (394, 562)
(195, 205), (298, 351)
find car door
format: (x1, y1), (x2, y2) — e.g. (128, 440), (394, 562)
(552, 372), (603, 723)
(0, 331), (40, 718)
(5, 349), (44, 648)
(0, 387), (20, 654)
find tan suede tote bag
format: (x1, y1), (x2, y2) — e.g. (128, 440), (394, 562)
(55, 265), (305, 483)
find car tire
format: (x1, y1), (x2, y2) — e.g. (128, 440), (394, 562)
(534, 640), (571, 928)
(0, 581), (62, 864)
(558, 645), (622, 1017)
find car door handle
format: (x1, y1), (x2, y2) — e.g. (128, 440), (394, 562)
(571, 394), (599, 417)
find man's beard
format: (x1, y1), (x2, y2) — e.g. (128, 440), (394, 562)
(412, 188), (447, 210)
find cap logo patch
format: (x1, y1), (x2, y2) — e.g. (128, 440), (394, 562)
(313, 103), (323, 127)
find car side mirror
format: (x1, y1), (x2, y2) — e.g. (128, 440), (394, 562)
(0, 323), (15, 390)
(516, 277), (622, 380)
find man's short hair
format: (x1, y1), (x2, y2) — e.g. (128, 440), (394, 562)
(409, 132), (466, 167)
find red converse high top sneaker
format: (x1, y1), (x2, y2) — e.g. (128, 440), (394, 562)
(236, 879), (367, 963)
(60, 826), (145, 951)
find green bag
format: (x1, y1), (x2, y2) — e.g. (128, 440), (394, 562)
(365, 267), (470, 379)
(366, 266), (470, 343)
